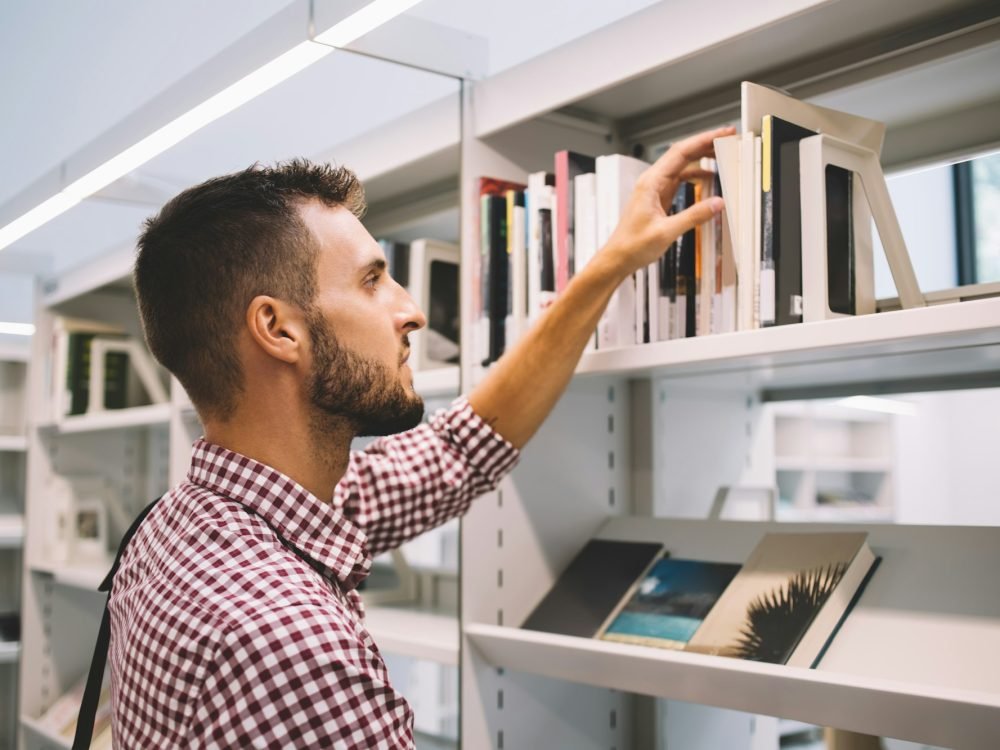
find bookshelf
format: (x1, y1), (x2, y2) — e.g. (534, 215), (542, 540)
(14, 52), (464, 748)
(458, 1), (1000, 748)
(0, 341), (28, 750)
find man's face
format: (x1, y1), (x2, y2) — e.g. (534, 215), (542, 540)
(299, 202), (427, 437)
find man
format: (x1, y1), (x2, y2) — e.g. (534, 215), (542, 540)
(113, 126), (732, 748)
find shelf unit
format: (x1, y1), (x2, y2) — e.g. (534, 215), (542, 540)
(458, 1), (1000, 748)
(14, 44), (466, 747)
(1, 328), (30, 750)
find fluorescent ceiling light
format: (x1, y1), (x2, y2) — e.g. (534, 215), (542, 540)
(0, 322), (35, 336)
(836, 395), (917, 417)
(0, 0), (422, 252)
(314, 0), (424, 47)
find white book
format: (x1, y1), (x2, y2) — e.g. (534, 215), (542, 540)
(698, 160), (717, 337)
(574, 173), (599, 352)
(646, 260), (660, 343)
(753, 136), (765, 329)
(595, 154), (648, 348)
(526, 172), (550, 325)
(507, 199), (527, 348)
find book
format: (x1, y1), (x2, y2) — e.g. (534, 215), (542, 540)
(477, 178), (527, 365)
(685, 531), (879, 667)
(761, 115), (853, 326)
(555, 151), (596, 292)
(520, 539), (664, 638)
(595, 154), (648, 348)
(598, 558), (741, 649)
(50, 317), (127, 419)
(526, 171), (556, 323)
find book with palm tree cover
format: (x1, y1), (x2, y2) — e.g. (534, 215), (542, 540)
(685, 532), (878, 667)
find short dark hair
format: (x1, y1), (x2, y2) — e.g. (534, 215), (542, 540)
(134, 159), (365, 421)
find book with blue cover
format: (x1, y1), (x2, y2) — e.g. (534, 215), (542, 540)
(598, 558), (741, 649)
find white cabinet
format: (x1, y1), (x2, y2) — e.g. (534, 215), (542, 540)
(457, 1), (1000, 748)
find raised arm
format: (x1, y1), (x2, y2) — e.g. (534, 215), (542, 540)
(468, 126), (735, 449)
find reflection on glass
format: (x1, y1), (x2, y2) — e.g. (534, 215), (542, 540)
(768, 388), (1000, 527)
(972, 152), (1000, 283)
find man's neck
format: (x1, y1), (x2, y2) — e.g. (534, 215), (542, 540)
(203, 409), (353, 503)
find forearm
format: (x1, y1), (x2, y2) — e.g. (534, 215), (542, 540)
(468, 251), (625, 449)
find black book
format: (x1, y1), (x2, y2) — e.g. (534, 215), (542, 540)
(673, 183), (697, 338)
(486, 194), (509, 363)
(521, 539), (664, 638)
(825, 165), (855, 315)
(761, 115), (853, 326)
(539, 207), (555, 294)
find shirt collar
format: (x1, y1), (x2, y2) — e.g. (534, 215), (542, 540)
(187, 438), (371, 590)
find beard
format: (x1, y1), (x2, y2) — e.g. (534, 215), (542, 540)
(306, 313), (425, 438)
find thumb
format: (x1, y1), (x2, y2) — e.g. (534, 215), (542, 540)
(661, 196), (724, 243)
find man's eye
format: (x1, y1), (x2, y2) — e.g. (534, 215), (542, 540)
(365, 274), (381, 290)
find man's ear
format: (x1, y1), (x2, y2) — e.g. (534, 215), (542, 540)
(245, 295), (306, 364)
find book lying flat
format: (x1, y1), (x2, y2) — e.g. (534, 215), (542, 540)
(598, 558), (741, 649)
(685, 532), (878, 667)
(521, 539), (664, 638)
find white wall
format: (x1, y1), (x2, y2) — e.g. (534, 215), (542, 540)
(874, 164), (957, 299)
(894, 388), (1000, 526)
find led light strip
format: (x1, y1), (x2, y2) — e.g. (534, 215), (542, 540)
(0, 0), (423, 252)
(0, 322), (35, 336)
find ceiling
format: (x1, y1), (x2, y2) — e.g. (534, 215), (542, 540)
(0, 0), (660, 277)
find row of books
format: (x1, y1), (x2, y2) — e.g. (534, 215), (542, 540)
(474, 84), (907, 369)
(47, 316), (168, 421)
(474, 153), (735, 368)
(378, 238), (461, 370)
(521, 530), (878, 667)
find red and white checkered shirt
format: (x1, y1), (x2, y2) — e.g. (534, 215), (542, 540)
(108, 397), (518, 749)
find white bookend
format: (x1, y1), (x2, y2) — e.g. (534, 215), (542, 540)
(799, 133), (923, 321)
(741, 81), (886, 154)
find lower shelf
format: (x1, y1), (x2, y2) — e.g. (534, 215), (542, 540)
(31, 561), (108, 593)
(464, 623), (998, 749)
(365, 607), (458, 666)
(20, 715), (72, 750)
(0, 640), (19, 663)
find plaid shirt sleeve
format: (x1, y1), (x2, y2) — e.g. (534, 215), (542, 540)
(187, 602), (413, 749)
(334, 396), (519, 556)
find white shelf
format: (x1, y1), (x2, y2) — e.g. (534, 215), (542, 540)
(0, 641), (19, 663)
(365, 607), (459, 666)
(31, 561), (108, 593)
(473, 0), (1000, 167)
(573, 298), (1000, 392)
(0, 434), (27, 452)
(20, 715), (72, 750)
(775, 505), (895, 523)
(413, 367), (460, 399)
(465, 517), (1000, 749)
(39, 402), (172, 435)
(0, 516), (24, 548)
(775, 456), (892, 472)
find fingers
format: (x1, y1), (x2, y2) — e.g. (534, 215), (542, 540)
(647, 126), (736, 189)
(661, 196), (724, 241)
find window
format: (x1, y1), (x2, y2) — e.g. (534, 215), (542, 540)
(954, 150), (1000, 285)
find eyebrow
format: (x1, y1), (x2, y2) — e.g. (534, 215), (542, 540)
(361, 258), (387, 275)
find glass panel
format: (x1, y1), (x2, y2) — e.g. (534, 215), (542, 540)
(972, 151), (1000, 282)
(765, 387), (1000, 527)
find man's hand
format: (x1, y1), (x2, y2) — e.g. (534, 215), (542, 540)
(602, 126), (735, 278)
(468, 126), (735, 449)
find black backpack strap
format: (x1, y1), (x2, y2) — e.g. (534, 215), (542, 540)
(72, 496), (162, 750)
